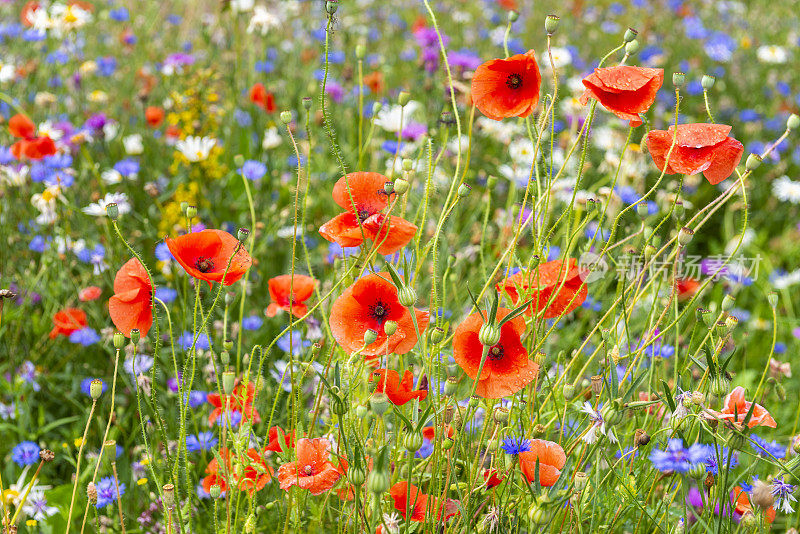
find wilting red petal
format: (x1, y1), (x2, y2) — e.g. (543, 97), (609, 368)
(374, 369), (427, 406)
(319, 212), (365, 248)
(50, 308), (87, 339)
(363, 214), (417, 255)
(580, 66), (663, 127)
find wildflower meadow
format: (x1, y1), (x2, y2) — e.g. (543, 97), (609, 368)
(3, 0), (800, 532)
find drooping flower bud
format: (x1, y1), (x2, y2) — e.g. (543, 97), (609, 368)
(787, 113), (800, 131)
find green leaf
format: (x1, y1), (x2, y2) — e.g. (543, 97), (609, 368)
(660, 380), (676, 412)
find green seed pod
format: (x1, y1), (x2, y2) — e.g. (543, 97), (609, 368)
(394, 178), (409, 195)
(355, 44), (366, 60)
(457, 183), (472, 198)
(369, 393), (391, 416)
(90, 379), (104, 400)
(677, 227), (694, 246)
(623, 27), (638, 42)
(767, 291), (778, 308)
(745, 153), (762, 172)
(508, 10), (519, 23)
(431, 326), (446, 344)
(787, 114), (800, 130)
(130, 328), (141, 345)
(186, 205), (197, 219)
(544, 14), (559, 35)
(280, 111), (292, 125)
(444, 376), (458, 396)
(398, 91), (410, 107)
(363, 329), (378, 346)
(383, 320), (398, 336)
(625, 39), (639, 55)
(113, 332), (125, 349)
(701, 75), (716, 89)
(209, 484), (221, 499)
(162, 484), (175, 508)
(222, 371), (236, 395)
(105, 203), (119, 220)
(672, 72), (685, 87)
(574, 471), (589, 490)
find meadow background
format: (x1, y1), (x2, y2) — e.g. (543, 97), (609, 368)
(2, 0), (800, 532)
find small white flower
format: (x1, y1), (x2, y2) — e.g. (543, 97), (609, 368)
(247, 5), (281, 35)
(0, 63), (15, 83)
(176, 136), (217, 162)
(231, 0), (255, 12)
(757, 45), (788, 64)
(1, 165), (29, 186)
(82, 192), (131, 217)
(101, 169), (122, 184)
(374, 102), (420, 133)
(123, 134), (144, 155)
(580, 401), (617, 444)
(541, 47), (573, 70)
(261, 127), (281, 150)
(22, 490), (59, 521)
(773, 175), (800, 204)
(103, 121), (119, 140)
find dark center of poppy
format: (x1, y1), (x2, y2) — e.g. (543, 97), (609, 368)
(369, 300), (389, 323)
(195, 256), (215, 273)
(357, 208), (372, 222)
(506, 73), (523, 90)
(303, 465), (313, 475)
(489, 344), (505, 361)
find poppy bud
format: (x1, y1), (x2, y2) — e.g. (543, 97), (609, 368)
(478, 324), (501, 347)
(369, 393), (391, 416)
(688, 463), (705, 480)
(710, 375), (729, 397)
(355, 44), (366, 60)
(767, 291), (778, 308)
(90, 379), (104, 400)
(394, 178), (409, 195)
(186, 205), (197, 219)
(672, 72), (685, 87)
(325, 1), (338, 14)
(363, 329), (378, 346)
(701, 75), (716, 89)
(457, 183), (472, 198)
(367, 470), (390, 494)
(302, 97), (312, 110)
(209, 484), (221, 499)
(719, 294), (735, 313)
(444, 376), (458, 396)
(562, 383), (576, 400)
(222, 371), (236, 395)
(508, 10), (519, 23)
(349, 466), (366, 486)
(404, 432), (424, 452)
(130, 328), (141, 344)
(372, 102), (382, 115)
(233, 154), (245, 168)
(397, 91), (411, 106)
(162, 484), (175, 508)
(574, 471), (589, 490)
(602, 402), (624, 426)
(398, 287), (417, 306)
(355, 405), (368, 419)
(643, 244), (656, 261)
(180, 201), (189, 214)
(544, 14), (559, 35)
(87, 482), (98, 504)
(745, 153), (762, 172)
(527, 502), (544, 524)
(677, 227), (694, 246)
(625, 39), (639, 55)
(106, 203), (119, 220)
(220, 350), (230, 367)
(623, 27), (638, 42)
(442, 437), (455, 450)
(788, 113), (800, 130)
(113, 332), (125, 349)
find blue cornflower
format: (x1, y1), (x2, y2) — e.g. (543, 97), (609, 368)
(95, 477), (125, 508)
(155, 242), (173, 262)
(110, 8), (129, 21)
(113, 158), (139, 179)
(772, 476), (797, 513)
(69, 327), (100, 346)
(751, 435), (786, 459)
(242, 315), (263, 331)
(81, 378), (106, 397)
(704, 33), (737, 63)
(650, 439), (710, 473)
(216, 410), (242, 429)
(187, 390), (207, 409)
(704, 447), (738, 475)
(29, 235), (47, 252)
(12, 441), (40, 466)
(615, 447), (637, 460)
(178, 331), (210, 351)
(415, 439), (434, 459)
(239, 160), (267, 181)
(500, 436), (531, 455)
(277, 331), (310, 355)
(186, 431), (218, 453)
(97, 56), (117, 77)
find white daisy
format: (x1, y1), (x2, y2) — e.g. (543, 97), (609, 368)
(123, 134), (144, 155)
(247, 5), (281, 35)
(82, 192), (132, 217)
(773, 175), (800, 204)
(757, 45), (788, 64)
(176, 136), (216, 162)
(374, 101), (420, 133)
(261, 127), (281, 150)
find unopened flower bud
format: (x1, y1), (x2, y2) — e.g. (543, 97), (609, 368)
(367, 470), (390, 494)
(398, 287), (417, 306)
(180, 201), (189, 214)
(575, 471), (589, 490)
(457, 183), (471, 198)
(527, 502), (544, 524)
(349, 466), (366, 486)
(721, 294), (735, 312)
(355, 44), (366, 60)
(625, 39), (639, 55)
(745, 153), (762, 172)
(222, 371), (236, 395)
(544, 14), (559, 35)
(677, 227), (694, 246)
(562, 383), (576, 400)
(398, 91), (410, 107)
(710, 375), (729, 397)
(186, 205), (197, 219)
(508, 10), (519, 23)
(478, 324), (501, 347)
(403, 432), (424, 452)
(788, 114), (800, 131)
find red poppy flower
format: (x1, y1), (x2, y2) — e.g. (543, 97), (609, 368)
(9, 114), (57, 161)
(266, 274), (316, 318)
(49, 308), (87, 339)
(329, 273), (429, 357)
(145, 106), (164, 128)
(166, 229), (252, 288)
(452, 308), (538, 399)
(579, 66), (664, 127)
(373, 369), (427, 406)
(264, 426), (295, 453)
(518, 439), (566, 487)
(249, 83), (276, 113)
(732, 486), (775, 523)
(389, 482), (459, 522)
(675, 278), (701, 300)
(646, 123), (744, 184)
(483, 468), (504, 488)
(277, 438), (341, 495)
(705, 386), (776, 429)
(20, 1), (40, 26)
(497, 0), (518, 10)
(363, 71), (384, 94)
(238, 448), (274, 494)
(207, 382), (261, 426)
(79, 286), (102, 302)
(319, 172), (417, 255)
(108, 258), (153, 338)
(422, 424), (454, 441)
(471, 50), (541, 121)
(202, 448), (232, 494)
(496, 258), (587, 319)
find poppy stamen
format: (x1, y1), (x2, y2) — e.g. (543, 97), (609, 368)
(357, 208), (372, 222)
(489, 344), (504, 361)
(303, 465), (313, 475)
(195, 256), (215, 273)
(506, 73), (523, 90)
(369, 301), (389, 322)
